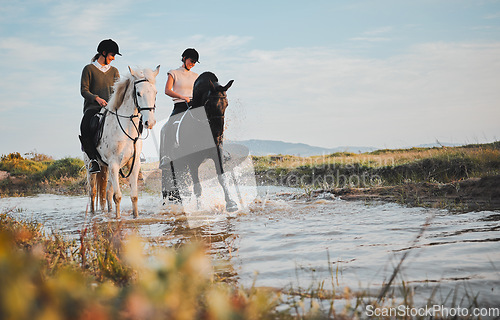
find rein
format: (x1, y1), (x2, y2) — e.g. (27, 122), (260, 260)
(186, 93), (226, 122)
(174, 92), (226, 146)
(103, 78), (155, 178)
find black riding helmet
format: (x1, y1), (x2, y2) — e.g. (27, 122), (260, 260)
(97, 39), (121, 56)
(182, 48), (199, 63)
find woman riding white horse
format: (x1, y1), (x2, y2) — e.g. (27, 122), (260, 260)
(86, 65), (160, 218)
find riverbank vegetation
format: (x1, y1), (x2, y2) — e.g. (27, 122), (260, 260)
(254, 141), (500, 211)
(0, 152), (86, 196)
(254, 141), (500, 186)
(2, 142), (500, 209)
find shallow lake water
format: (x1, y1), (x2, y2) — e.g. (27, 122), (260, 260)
(1, 187), (499, 309)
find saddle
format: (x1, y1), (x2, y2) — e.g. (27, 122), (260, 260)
(90, 109), (108, 147)
(87, 109), (143, 175)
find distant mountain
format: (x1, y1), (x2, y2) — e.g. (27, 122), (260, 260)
(414, 142), (463, 148)
(227, 139), (377, 157)
(142, 138), (467, 162)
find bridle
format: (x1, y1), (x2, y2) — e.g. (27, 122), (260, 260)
(104, 78), (156, 178)
(202, 91), (226, 120)
(173, 91), (227, 147)
(133, 79), (156, 114)
(105, 78), (156, 133)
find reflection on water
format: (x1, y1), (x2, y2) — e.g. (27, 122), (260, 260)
(1, 188), (499, 306)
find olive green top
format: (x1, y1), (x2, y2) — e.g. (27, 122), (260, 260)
(80, 64), (119, 112)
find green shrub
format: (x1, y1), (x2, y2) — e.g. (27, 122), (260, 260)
(40, 158), (85, 180)
(0, 152), (51, 176)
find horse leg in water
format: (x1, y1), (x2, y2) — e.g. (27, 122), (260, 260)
(96, 167), (108, 212)
(213, 146), (238, 212)
(127, 157), (141, 218)
(87, 170), (97, 213)
(187, 157), (203, 210)
(108, 163), (122, 219)
(161, 160), (182, 204)
(96, 165), (113, 213)
(106, 180), (113, 213)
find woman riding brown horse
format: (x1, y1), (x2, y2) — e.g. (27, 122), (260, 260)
(159, 72), (237, 212)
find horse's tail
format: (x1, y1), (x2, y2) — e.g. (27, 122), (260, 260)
(95, 170), (108, 211)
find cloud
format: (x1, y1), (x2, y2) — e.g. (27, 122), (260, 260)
(363, 26), (393, 35)
(219, 41), (500, 148)
(349, 37), (391, 42)
(1, 0), (499, 157)
(0, 36), (79, 109)
(135, 38), (500, 151)
(484, 12), (500, 19)
(44, 0), (134, 38)
(349, 26), (393, 42)
(0, 37), (61, 62)
(2, 33), (500, 157)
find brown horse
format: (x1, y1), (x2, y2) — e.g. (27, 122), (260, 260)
(159, 72), (238, 212)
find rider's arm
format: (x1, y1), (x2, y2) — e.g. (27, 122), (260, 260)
(80, 65), (111, 107)
(80, 66), (97, 102)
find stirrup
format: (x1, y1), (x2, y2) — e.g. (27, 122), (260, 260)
(88, 160), (101, 174)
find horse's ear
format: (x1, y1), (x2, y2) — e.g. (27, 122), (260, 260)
(222, 80), (234, 91)
(209, 80), (216, 91)
(153, 65), (160, 77)
(128, 66), (136, 77)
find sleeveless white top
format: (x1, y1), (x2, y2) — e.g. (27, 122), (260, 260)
(167, 66), (199, 103)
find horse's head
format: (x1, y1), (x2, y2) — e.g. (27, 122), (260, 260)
(192, 72), (234, 145)
(206, 78), (234, 117)
(128, 65), (160, 130)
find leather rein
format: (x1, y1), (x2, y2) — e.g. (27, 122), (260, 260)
(104, 78), (156, 178)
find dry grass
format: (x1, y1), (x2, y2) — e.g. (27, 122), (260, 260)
(253, 142), (500, 188)
(255, 142), (500, 170)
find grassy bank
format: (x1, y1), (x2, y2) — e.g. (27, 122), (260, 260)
(3, 142), (499, 196)
(253, 142), (500, 211)
(254, 142), (500, 187)
(2, 142), (500, 210)
(0, 152), (86, 196)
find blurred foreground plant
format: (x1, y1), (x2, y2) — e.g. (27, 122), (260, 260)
(0, 213), (280, 320)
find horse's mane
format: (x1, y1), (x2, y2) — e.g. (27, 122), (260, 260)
(192, 72), (219, 108)
(108, 67), (157, 112)
(191, 72), (230, 146)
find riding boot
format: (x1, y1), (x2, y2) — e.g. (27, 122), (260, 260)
(88, 160), (101, 174)
(79, 135), (101, 174)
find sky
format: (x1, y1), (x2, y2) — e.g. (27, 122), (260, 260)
(1, 0), (500, 159)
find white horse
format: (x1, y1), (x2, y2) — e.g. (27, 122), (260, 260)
(85, 65), (160, 218)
